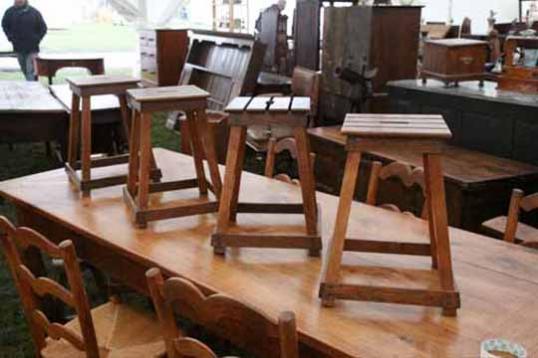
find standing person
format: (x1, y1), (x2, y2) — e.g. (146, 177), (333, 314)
(2, 0), (47, 81)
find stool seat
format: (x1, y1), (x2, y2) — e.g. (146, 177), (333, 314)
(320, 113), (461, 317)
(64, 75), (159, 198)
(212, 96), (322, 257)
(67, 75), (140, 96)
(123, 85), (221, 229)
(341, 114), (452, 139)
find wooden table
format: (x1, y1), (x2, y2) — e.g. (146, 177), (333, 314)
(35, 54), (105, 85)
(308, 126), (538, 233)
(0, 81), (67, 148)
(1, 148), (538, 357)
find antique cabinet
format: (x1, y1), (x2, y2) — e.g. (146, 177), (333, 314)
(422, 38), (488, 87)
(177, 30), (266, 161)
(320, 5), (422, 124)
(139, 29), (189, 87)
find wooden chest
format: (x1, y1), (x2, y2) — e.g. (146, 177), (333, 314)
(139, 29), (189, 87)
(422, 38), (488, 87)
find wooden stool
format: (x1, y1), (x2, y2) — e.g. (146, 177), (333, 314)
(123, 85), (222, 228)
(212, 96), (322, 257)
(65, 75), (160, 198)
(319, 114), (461, 316)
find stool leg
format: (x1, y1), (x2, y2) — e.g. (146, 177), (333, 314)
(293, 127), (320, 257)
(186, 110), (208, 196)
(81, 96), (92, 198)
(67, 93), (81, 166)
(196, 109), (222, 198)
(426, 153), (457, 317)
(321, 151), (362, 307)
(229, 127), (247, 223)
(215, 126), (246, 255)
(137, 113), (152, 215)
(127, 111), (141, 197)
(423, 154), (438, 270)
(119, 95), (159, 176)
(118, 95), (131, 149)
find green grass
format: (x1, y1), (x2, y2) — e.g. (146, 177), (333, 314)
(41, 23), (137, 53)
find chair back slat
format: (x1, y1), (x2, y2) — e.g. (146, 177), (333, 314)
(367, 161), (428, 219)
(520, 192), (538, 213)
(174, 337), (219, 358)
(0, 217), (100, 358)
(18, 265), (76, 306)
(265, 137), (315, 186)
(32, 310), (86, 351)
(147, 268), (299, 358)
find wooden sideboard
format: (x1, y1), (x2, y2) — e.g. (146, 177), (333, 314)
(388, 79), (538, 165)
(308, 126), (538, 233)
(139, 29), (189, 87)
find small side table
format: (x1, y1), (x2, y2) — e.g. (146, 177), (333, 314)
(319, 114), (461, 316)
(35, 55), (105, 85)
(123, 85), (222, 229)
(212, 96), (322, 257)
(65, 75), (159, 198)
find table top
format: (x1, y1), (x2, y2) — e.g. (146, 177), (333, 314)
(1, 148), (537, 357)
(66, 75), (140, 88)
(308, 126), (538, 185)
(127, 85), (209, 103)
(50, 84), (120, 112)
(0, 81), (64, 113)
(37, 54), (104, 61)
(342, 114), (452, 140)
(388, 79), (538, 108)
(426, 38), (488, 46)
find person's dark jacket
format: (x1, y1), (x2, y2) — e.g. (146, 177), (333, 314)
(2, 5), (47, 53)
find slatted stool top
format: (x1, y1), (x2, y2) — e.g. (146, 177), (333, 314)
(342, 114), (452, 153)
(342, 114), (452, 140)
(66, 75), (140, 97)
(225, 96), (311, 127)
(126, 85), (210, 113)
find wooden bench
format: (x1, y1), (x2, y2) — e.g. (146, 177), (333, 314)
(308, 125), (538, 233)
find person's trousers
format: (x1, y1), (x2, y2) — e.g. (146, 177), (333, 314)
(16, 52), (38, 81)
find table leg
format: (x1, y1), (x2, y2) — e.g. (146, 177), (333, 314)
(294, 127), (320, 257)
(427, 153), (457, 317)
(196, 109), (222, 198)
(67, 93), (81, 166)
(137, 112), (152, 214)
(186, 110), (208, 196)
(321, 151), (362, 306)
(81, 96), (92, 198)
(127, 111), (141, 196)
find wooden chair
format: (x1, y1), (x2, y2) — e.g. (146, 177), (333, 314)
(0, 216), (165, 358)
(146, 268), (299, 358)
(482, 189), (538, 248)
(366, 161), (428, 219)
(264, 137), (316, 186)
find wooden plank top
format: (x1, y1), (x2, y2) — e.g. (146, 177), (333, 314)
(426, 38), (489, 47)
(0, 81), (64, 113)
(37, 54), (104, 61)
(1, 148), (538, 358)
(66, 75), (140, 88)
(308, 126), (538, 186)
(226, 96), (311, 113)
(342, 114), (452, 140)
(50, 84), (120, 112)
(127, 85), (209, 103)
(387, 80), (538, 109)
